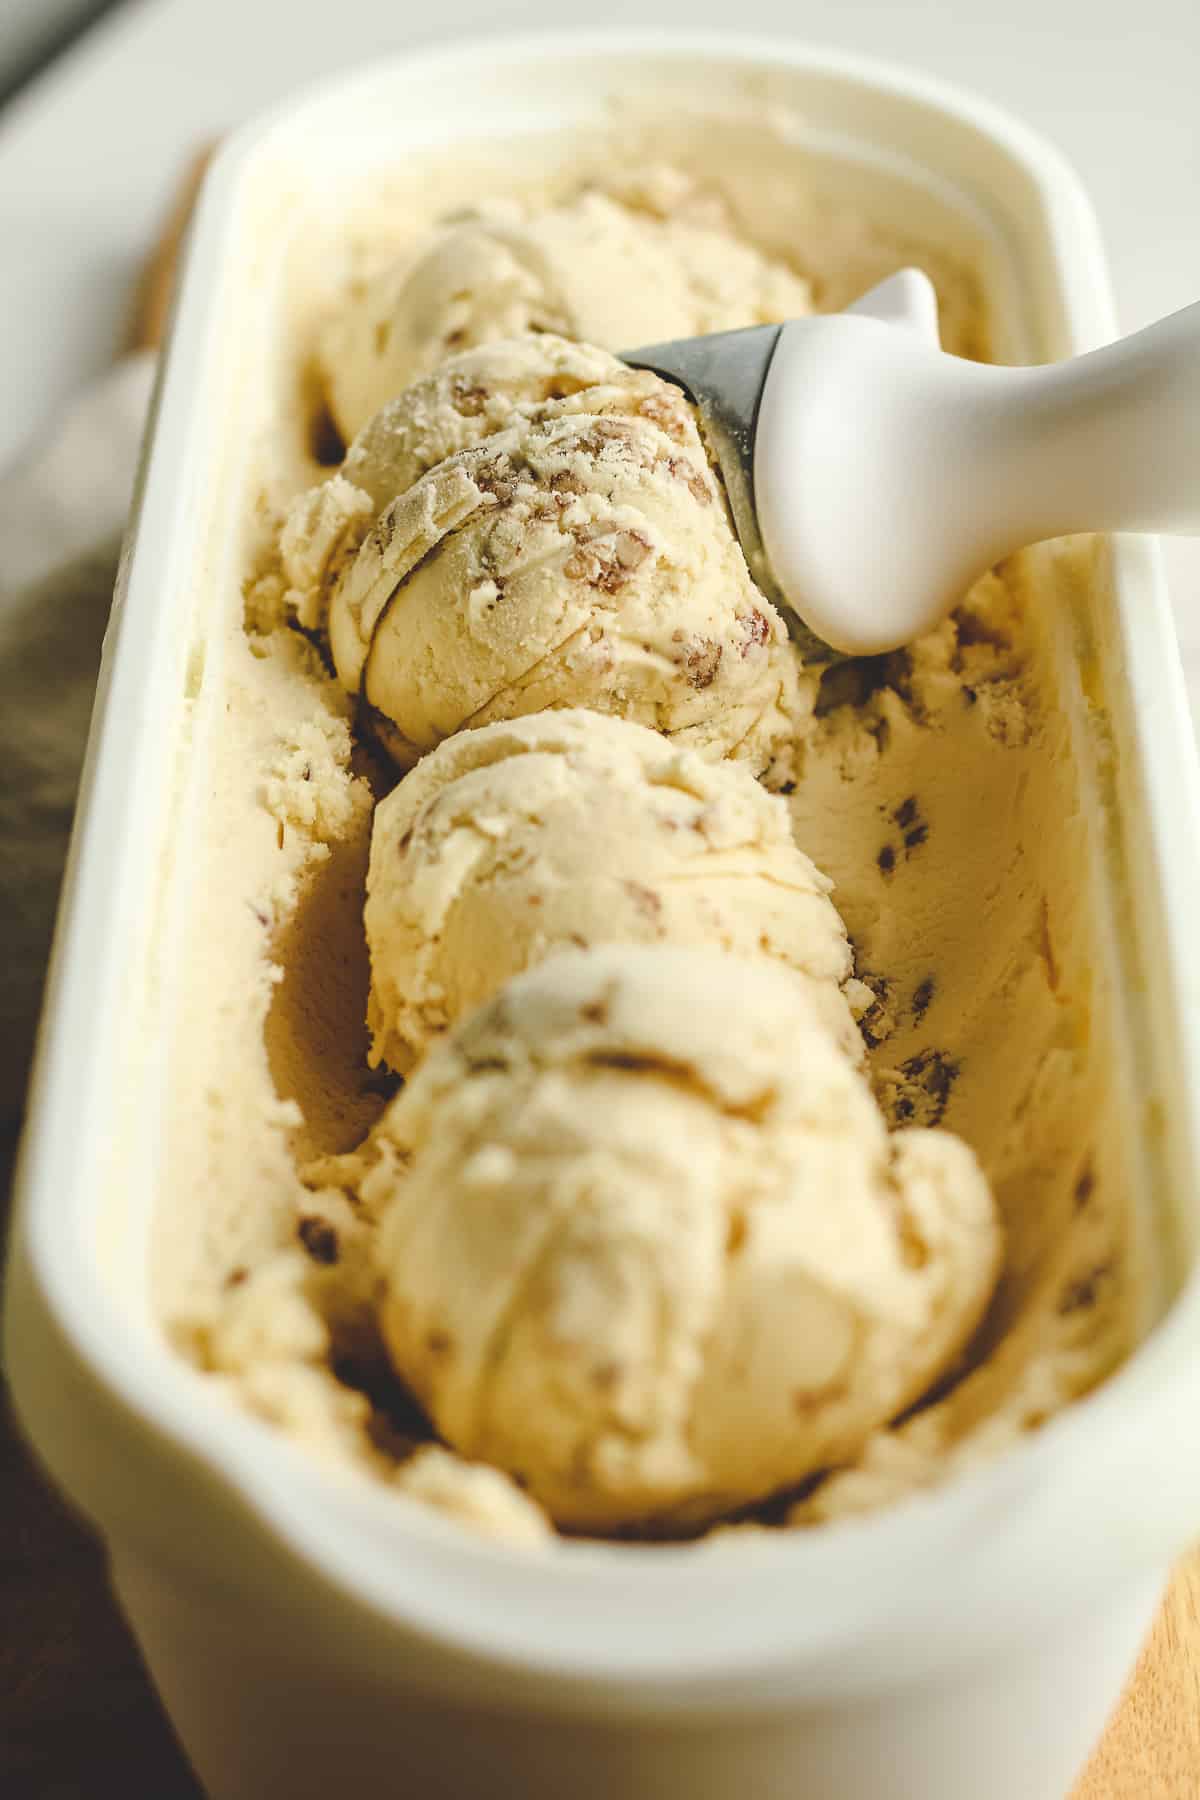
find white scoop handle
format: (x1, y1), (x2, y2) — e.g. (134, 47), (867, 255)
(755, 276), (1200, 655)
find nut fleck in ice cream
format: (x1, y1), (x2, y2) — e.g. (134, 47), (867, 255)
(364, 708), (866, 1073)
(362, 947), (1000, 1530)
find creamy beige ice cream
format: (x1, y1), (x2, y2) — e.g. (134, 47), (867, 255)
(364, 707), (866, 1073)
(363, 945), (1000, 1530)
(155, 128), (1137, 1550)
(286, 333), (798, 773)
(320, 185), (814, 441)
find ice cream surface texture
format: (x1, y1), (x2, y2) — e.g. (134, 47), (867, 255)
(366, 946), (1000, 1530)
(290, 333), (796, 773)
(364, 708), (864, 1073)
(320, 185), (814, 441)
(154, 124), (1141, 1550)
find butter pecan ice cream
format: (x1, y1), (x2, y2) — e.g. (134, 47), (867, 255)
(363, 945), (1002, 1532)
(163, 128), (1135, 1555)
(320, 186), (814, 440)
(365, 709), (867, 1073)
(300, 334), (798, 772)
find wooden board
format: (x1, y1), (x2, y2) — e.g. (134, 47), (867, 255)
(1073, 1551), (1200, 1799)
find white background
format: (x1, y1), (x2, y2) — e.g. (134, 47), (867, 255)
(1, 0), (1198, 663)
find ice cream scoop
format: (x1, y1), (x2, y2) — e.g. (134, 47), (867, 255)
(364, 945), (1001, 1531)
(623, 271), (1200, 656)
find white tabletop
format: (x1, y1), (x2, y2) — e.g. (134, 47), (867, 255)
(2, 0), (1198, 652)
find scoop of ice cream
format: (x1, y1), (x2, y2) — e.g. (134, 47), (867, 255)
(364, 946), (1001, 1531)
(318, 336), (797, 772)
(365, 709), (861, 1072)
(279, 335), (680, 632)
(321, 187), (813, 439)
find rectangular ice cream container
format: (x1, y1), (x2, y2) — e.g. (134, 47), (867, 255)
(8, 32), (1200, 1800)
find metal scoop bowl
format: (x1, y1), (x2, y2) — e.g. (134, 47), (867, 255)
(624, 270), (1200, 658)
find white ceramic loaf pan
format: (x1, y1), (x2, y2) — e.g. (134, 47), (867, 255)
(8, 33), (1200, 1800)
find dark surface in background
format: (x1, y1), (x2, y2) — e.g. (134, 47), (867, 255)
(0, 580), (202, 1796)
(1, 9), (201, 1791)
(1, 1397), (204, 1798)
